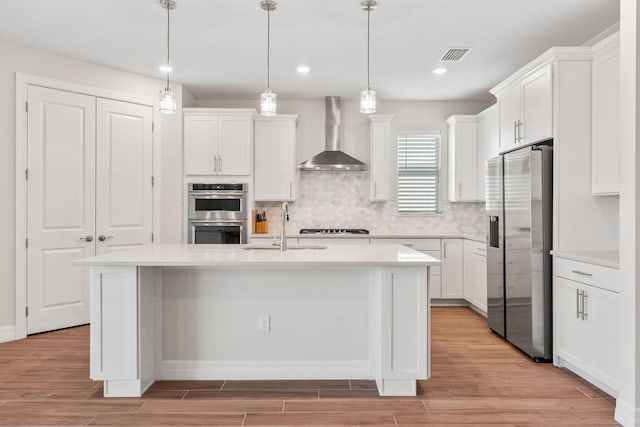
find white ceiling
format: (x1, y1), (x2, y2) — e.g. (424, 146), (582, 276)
(0, 0), (619, 101)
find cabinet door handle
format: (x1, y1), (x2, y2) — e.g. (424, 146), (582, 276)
(458, 182), (462, 199)
(443, 242), (447, 259)
(571, 270), (593, 277)
(516, 120), (523, 141)
(582, 291), (588, 320)
(576, 289), (580, 319)
(79, 235), (94, 242)
(374, 181), (378, 197)
(218, 156), (222, 173)
(213, 155), (218, 173)
(514, 120), (518, 143)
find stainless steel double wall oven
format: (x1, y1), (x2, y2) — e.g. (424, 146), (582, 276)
(187, 183), (248, 244)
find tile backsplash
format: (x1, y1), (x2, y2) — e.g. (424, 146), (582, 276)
(253, 172), (486, 235)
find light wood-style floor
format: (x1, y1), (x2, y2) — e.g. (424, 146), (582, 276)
(0, 307), (618, 426)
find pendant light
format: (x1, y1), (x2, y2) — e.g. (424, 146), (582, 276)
(159, 0), (177, 115)
(360, 0), (377, 114)
(260, 0), (277, 116)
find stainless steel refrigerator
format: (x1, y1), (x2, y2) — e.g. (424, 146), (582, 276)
(486, 143), (553, 361)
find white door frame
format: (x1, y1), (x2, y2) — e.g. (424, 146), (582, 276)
(14, 72), (162, 340)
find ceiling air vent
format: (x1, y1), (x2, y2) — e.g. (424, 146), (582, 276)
(440, 48), (472, 62)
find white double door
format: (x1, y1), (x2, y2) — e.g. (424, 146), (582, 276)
(26, 85), (153, 334)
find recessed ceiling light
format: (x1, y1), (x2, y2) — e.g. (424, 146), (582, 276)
(159, 64), (173, 73)
(433, 67), (448, 75)
(297, 65), (310, 74)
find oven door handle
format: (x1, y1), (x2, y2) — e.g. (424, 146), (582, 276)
(189, 192), (246, 198)
(189, 220), (245, 224)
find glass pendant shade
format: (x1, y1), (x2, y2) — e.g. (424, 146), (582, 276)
(260, 90), (277, 116)
(159, 88), (177, 114)
(360, 89), (376, 114)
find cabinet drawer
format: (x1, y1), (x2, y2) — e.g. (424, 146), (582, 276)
(554, 257), (619, 293)
(370, 238), (441, 251)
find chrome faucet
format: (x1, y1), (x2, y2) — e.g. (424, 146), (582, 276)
(274, 202), (289, 251)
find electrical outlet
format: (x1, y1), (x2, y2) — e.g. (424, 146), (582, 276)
(258, 315), (270, 332)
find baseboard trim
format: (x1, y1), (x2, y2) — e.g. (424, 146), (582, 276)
(160, 360), (370, 380)
(0, 325), (15, 343)
(557, 357), (618, 398)
(615, 398), (640, 426)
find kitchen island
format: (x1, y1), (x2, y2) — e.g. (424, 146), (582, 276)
(74, 244), (440, 398)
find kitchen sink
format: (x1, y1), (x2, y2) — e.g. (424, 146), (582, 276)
(242, 245), (327, 250)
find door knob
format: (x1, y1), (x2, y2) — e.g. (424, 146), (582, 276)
(80, 235), (94, 242)
(98, 235), (114, 242)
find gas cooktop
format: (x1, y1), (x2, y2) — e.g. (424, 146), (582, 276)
(299, 228), (370, 235)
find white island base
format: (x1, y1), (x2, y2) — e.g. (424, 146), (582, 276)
(76, 244), (438, 397)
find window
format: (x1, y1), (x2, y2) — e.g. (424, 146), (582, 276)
(397, 132), (441, 214)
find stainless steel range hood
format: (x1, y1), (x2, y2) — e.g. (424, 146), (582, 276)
(298, 96), (367, 171)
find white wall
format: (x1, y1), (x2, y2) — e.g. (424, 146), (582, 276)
(0, 40), (184, 330)
(199, 98), (491, 234)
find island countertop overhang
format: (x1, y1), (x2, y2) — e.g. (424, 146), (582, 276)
(72, 243), (441, 268)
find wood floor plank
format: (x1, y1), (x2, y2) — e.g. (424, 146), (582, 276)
(88, 412), (245, 425)
(0, 413), (96, 426)
(140, 399), (285, 413)
(222, 379), (350, 390)
(284, 399), (427, 412)
(0, 400), (143, 414)
(243, 410), (397, 425)
(185, 389), (320, 400)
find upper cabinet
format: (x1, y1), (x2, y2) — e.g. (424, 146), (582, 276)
(447, 115), (484, 202)
(183, 108), (254, 176)
(592, 34), (620, 196)
(495, 64), (553, 154)
(254, 114), (298, 201)
(480, 104), (500, 161)
(369, 114), (394, 201)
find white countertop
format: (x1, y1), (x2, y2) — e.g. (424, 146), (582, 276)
(73, 243), (442, 268)
(551, 250), (620, 269)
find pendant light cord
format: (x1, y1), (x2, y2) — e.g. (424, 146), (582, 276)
(367, 5), (370, 90)
(166, 1), (171, 90)
(267, 5), (271, 91)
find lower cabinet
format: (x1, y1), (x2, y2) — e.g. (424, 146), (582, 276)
(471, 249), (487, 312)
(441, 239), (464, 299)
(462, 240), (487, 313)
(463, 240), (474, 301)
(553, 258), (620, 396)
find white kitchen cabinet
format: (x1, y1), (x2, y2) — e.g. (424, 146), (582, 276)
(481, 104), (500, 161)
(184, 109), (254, 176)
(553, 257), (620, 396)
(495, 64), (553, 153)
(471, 243), (487, 312)
(591, 34), (620, 196)
(463, 240), (473, 301)
(447, 116), (484, 202)
(463, 240), (487, 313)
(441, 239), (464, 299)
(254, 114), (298, 201)
(369, 115), (394, 201)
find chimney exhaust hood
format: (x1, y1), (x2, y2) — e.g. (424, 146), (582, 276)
(298, 96), (367, 171)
